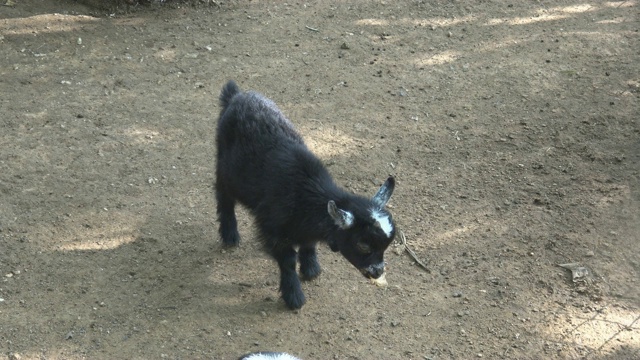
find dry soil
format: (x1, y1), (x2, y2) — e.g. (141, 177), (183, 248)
(1, 1), (639, 359)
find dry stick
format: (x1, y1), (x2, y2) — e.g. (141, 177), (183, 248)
(399, 230), (430, 273)
(305, 26), (320, 32)
(594, 313), (640, 353)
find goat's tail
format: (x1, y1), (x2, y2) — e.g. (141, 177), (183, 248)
(220, 80), (241, 110)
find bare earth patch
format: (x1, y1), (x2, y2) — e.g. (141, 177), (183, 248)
(1, 1), (638, 359)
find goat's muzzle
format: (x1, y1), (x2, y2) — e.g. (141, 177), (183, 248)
(360, 262), (385, 279)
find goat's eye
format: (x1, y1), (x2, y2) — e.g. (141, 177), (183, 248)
(356, 242), (373, 254)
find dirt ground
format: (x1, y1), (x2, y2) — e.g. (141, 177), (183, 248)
(1, 0), (639, 359)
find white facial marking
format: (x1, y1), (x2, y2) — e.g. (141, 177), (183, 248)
(371, 209), (393, 238)
(343, 210), (355, 228)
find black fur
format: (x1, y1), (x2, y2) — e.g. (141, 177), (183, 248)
(215, 80), (396, 309)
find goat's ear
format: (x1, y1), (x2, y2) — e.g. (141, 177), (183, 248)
(372, 176), (395, 208)
(328, 200), (354, 229)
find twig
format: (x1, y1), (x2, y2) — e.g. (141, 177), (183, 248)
(594, 313), (640, 354)
(503, 346), (510, 357)
(305, 25), (319, 32)
(399, 230), (430, 273)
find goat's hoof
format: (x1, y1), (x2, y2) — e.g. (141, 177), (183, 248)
(300, 266), (322, 281)
(282, 292), (306, 310)
(221, 231), (240, 247)
(284, 299), (305, 310)
(221, 241), (239, 248)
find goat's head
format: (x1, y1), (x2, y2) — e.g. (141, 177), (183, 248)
(327, 176), (396, 280)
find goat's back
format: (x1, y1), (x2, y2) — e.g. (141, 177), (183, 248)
(217, 82), (303, 150)
(216, 81), (324, 209)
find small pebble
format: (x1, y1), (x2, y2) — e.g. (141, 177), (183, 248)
(586, 250), (595, 257)
(452, 291), (462, 298)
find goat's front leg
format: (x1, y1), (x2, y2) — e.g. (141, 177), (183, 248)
(299, 243), (321, 280)
(273, 246), (305, 309)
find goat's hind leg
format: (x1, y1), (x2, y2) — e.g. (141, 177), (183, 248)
(216, 183), (240, 246)
(299, 243), (321, 280)
(273, 246), (306, 309)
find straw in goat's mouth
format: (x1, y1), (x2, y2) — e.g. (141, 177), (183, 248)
(369, 272), (388, 287)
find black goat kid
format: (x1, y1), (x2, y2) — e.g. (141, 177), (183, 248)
(215, 80), (396, 309)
